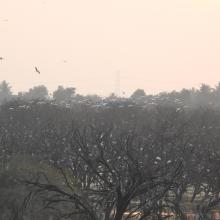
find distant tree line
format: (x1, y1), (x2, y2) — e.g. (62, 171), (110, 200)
(0, 81), (76, 104)
(1, 80), (220, 108)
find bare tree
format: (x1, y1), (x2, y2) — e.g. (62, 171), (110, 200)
(25, 119), (183, 220)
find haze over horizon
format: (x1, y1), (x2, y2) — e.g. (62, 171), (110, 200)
(1, 0), (220, 96)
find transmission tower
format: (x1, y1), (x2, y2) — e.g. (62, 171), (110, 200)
(115, 70), (121, 97)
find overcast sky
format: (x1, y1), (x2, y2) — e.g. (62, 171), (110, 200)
(1, 0), (220, 96)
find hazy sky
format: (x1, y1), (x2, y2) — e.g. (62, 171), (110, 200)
(1, 0), (220, 96)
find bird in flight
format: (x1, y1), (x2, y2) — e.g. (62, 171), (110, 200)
(35, 67), (40, 74)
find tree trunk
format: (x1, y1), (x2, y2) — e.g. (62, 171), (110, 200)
(114, 199), (129, 220)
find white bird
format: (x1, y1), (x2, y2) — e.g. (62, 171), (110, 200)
(156, 156), (162, 161)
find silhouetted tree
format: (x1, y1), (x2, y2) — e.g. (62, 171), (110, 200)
(197, 84), (213, 106)
(0, 80), (12, 104)
(199, 84), (212, 95)
(53, 86), (75, 103)
(106, 93), (118, 101)
(84, 94), (102, 103)
(26, 122), (183, 220)
(18, 85), (49, 101)
(26, 85), (48, 100)
(130, 89), (146, 99)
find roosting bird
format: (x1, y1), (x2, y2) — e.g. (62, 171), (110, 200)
(35, 67), (40, 74)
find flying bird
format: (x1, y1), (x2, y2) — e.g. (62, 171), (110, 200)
(35, 67), (40, 74)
